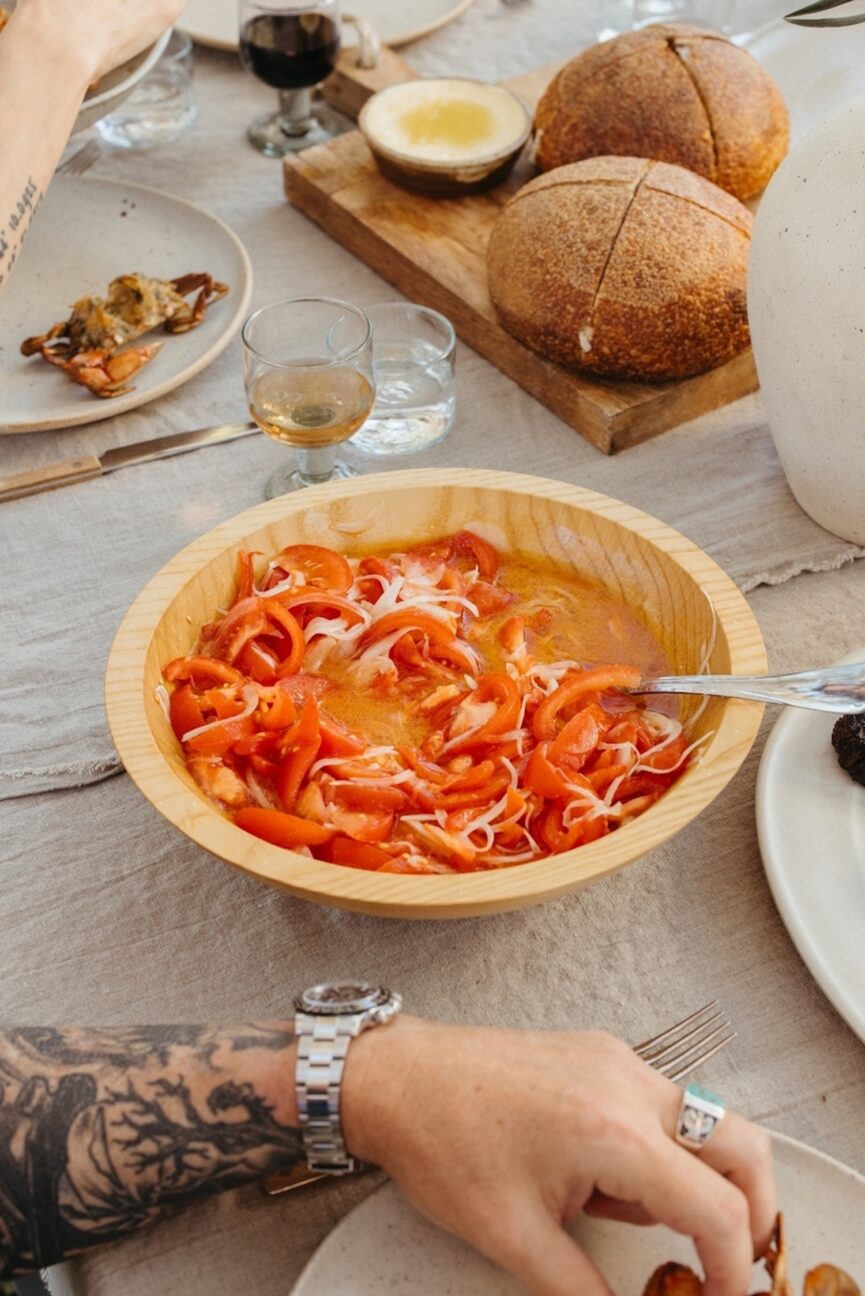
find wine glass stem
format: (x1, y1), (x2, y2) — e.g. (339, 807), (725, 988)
(278, 88), (314, 138)
(296, 444), (336, 485)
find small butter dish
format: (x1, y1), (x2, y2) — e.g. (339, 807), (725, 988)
(358, 77), (532, 196)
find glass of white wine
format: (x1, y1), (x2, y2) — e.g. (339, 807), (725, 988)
(242, 297), (375, 496)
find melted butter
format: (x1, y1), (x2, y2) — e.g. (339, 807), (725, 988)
(397, 99), (496, 152)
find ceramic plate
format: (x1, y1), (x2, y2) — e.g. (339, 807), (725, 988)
(293, 1132), (864, 1294)
(746, 18), (865, 142)
(0, 178), (252, 434)
(180, 0), (474, 52)
(757, 648), (865, 1044)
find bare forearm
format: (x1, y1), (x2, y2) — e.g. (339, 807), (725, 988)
(0, 1024), (305, 1276)
(0, 2), (94, 288)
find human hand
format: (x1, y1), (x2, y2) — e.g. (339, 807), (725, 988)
(342, 1018), (776, 1296)
(13, 0), (188, 82)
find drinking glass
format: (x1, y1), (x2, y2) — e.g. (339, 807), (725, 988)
(242, 298), (375, 496)
(96, 28), (197, 149)
(239, 0), (342, 157)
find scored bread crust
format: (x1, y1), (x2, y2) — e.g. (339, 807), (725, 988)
(486, 155), (752, 383)
(535, 24), (789, 202)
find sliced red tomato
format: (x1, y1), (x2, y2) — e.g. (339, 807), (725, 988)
(234, 549), (257, 602)
(640, 734), (688, 772)
(548, 704), (608, 772)
(452, 529), (500, 581)
(532, 666), (642, 741)
(255, 681), (298, 732)
(234, 807), (333, 849)
(469, 581), (515, 617)
(323, 836), (393, 871)
(273, 673), (331, 705)
(329, 783), (407, 813)
(445, 672), (521, 754)
(317, 712), (366, 758)
(261, 601), (305, 674)
(169, 685), (205, 743)
(185, 709), (256, 756)
(236, 640), (280, 685)
(524, 744), (570, 799)
(275, 545), (353, 593)
(164, 656), (246, 687)
(360, 610), (455, 650)
(326, 806), (395, 843)
(273, 590), (366, 627)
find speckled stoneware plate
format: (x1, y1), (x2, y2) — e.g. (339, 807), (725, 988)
(180, 0), (474, 52)
(757, 647), (865, 1046)
(0, 177), (252, 434)
(746, 18), (865, 142)
(293, 1133), (865, 1294)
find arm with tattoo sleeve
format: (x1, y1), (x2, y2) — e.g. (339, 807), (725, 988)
(0, 1025), (304, 1276)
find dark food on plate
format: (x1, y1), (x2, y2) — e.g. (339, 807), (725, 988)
(534, 23), (789, 202)
(642, 1215), (860, 1296)
(487, 155), (751, 382)
(21, 272), (229, 397)
(160, 532), (698, 875)
(831, 713), (865, 786)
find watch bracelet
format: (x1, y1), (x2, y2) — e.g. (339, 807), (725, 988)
(295, 1012), (359, 1174)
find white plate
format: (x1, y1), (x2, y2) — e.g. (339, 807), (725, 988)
(293, 1132), (864, 1294)
(757, 648), (865, 1045)
(0, 178), (253, 434)
(746, 18), (865, 143)
(180, 0), (474, 53)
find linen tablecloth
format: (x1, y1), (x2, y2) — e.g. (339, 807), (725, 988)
(2, 3), (865, 1293)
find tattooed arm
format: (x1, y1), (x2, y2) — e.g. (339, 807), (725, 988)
(0, 1019), (778, 1296)
(0, 0), (184, 288)
(0, 1023), (305, 1276)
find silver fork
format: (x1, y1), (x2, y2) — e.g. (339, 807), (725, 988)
(56, 138), (102, 177)
(628, 664), (865, 714)
(633, 1001), (735, 1081)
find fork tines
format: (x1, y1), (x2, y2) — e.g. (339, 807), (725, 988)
(633, 1001), (736, 1082)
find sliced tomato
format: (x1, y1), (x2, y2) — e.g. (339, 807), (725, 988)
(329, 783), (407, 814)
(275, 544), (353, 593)
(640, 734), (688, 772)
(203, 597), (269, 664)
(442, 759), (496, 793)
(532, 665), (642, 741)
(326, 806), (395, 843)
(323, 836), (393, 871)
(548, 704), (607, 772)
(452, 529), (500, 581)
(317, 712), (366, 758)
(255, 682), (298, 732)
(234, 549), (257, 602)
(163, 656), (245, 687)
(262, 601), (306, 674)
(185, 709), (257, 757)
(445, 672), (521, 754)
(360, 610), (455, 650)
(274, 673), (331, 705)
(273, 590), (366, 627)
(234, 806), (333, 849)
(396, 746), (448, 784)
(524, 744), (570, 799)
(169, 685), (205, 743)
(469, 581), (515, 617)
(236, 640), (280, 685)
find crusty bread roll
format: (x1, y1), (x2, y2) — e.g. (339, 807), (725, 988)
(535, 24), (788, 202)
(487, 155), (752, 382)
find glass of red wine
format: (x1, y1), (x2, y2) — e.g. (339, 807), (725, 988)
(239, 0), (342, 157)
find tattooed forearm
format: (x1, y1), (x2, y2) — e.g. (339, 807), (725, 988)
(0, 1024), (304, 1277)
(0, 176), (43, 288)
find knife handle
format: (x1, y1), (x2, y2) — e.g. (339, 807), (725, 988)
(0, 455), (102, 503)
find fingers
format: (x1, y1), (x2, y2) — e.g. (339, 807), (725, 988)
(620, 1137), (754, 1296)
(490, 1204), (616, 1296)
(657, 1084), (777, 1257)
(583, 1190), (656, 1226)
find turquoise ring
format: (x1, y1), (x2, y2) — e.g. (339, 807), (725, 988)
(674, 1083), (725, 1150)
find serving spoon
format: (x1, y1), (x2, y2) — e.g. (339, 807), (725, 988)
(626, 664), (865, 714)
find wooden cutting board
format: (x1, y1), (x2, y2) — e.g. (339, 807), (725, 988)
(284, 49), (759, 455)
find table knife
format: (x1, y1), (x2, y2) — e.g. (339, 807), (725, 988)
(0, 419), (260, 503)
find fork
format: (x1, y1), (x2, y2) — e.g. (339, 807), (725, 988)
(633, 1000), (736, 1081)
(262, 1001), (735, 1196)
(628, 663), (865, 713)
(56, 138), (102, 177)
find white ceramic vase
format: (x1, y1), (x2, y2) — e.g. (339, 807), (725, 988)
(748, 93), (865, 545)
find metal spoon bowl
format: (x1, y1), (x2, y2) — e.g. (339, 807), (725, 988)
(628, 664), (865, 714)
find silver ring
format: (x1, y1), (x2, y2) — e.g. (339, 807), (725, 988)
(674, 1083), (725, 1151)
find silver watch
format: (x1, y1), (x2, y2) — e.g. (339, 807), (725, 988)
(294, 979), (402, 1174)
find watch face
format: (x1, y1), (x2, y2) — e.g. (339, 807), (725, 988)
(296, 980), (390, 1016)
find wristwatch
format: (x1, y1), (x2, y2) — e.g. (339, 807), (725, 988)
(294, 979), (402, 1174)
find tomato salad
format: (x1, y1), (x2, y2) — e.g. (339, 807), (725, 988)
(160, 532), (701, 874)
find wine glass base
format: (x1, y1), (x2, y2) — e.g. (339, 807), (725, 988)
(247, 106), (346, 157)
(264, 459), (358, 499)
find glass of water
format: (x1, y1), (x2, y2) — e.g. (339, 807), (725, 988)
(96, 28), (198, 149)
(350, 302), (456, 457)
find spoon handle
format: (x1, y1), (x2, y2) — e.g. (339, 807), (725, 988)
(633, 664), (865, 713)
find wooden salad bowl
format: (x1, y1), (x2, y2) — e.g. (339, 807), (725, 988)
(105, 468), (767, 919)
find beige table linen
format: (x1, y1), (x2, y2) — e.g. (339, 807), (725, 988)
(2, 3), (865, 1293)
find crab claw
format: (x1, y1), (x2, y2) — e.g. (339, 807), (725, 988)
(804, 1266), (861, 1296)
(44, 342), (162, 398)
(165, 273), (230, 334)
